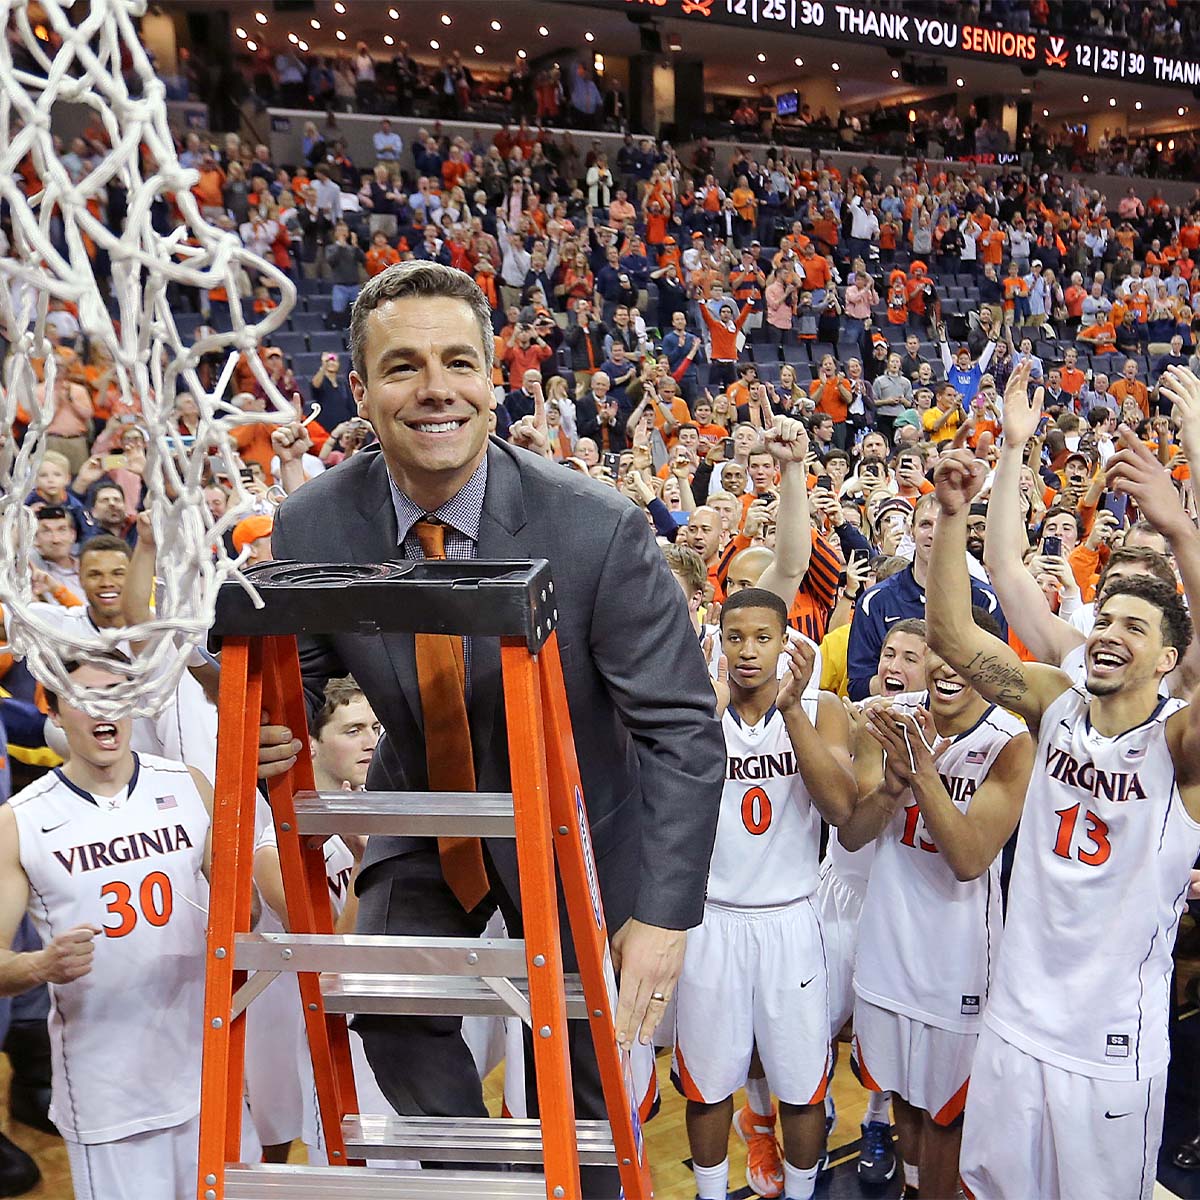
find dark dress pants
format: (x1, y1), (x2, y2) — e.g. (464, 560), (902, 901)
(353, 843), (621, 1198)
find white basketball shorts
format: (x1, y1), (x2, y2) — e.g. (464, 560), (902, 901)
(959, 1025), (1165, 1200)
(816, 861), (866, 1037)
(672, 898), (830, 1106)
(853, 998), (977, 1126)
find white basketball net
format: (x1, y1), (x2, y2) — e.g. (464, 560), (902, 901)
(0, 0), (300, 719)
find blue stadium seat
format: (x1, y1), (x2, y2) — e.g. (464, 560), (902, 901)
(781, 343), (807, 364)
(308, 331), (346, 356)
(304, 295), (333, 316)
(751, 345), (780, 365)
(289, 311), (328, 334)
(292, 352), (323, 379)
(272, 331), (309, 358)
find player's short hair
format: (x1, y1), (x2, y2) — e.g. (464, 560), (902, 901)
(1097, 576), (1192, 656)
(662, 544), (706, 597)
(311, 676), (367, 738)
(971, 604), (1002, 640)
(43, 651), (134, 714)
(79, 534), (132, 567)
(1096, 546), (1177, 594)
(719, 586), (788, 633)
(350, 261), (494, 384)
(871, 555), (908, 583)
(883, 618), (926, 648)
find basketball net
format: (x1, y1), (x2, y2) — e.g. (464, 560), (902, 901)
(0, 0), (300, 719)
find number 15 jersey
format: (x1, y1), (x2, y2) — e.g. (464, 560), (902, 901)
(11, 753), (211, 1143)
(709, 697), (822, 908)
(984, 687), (1200, 1081)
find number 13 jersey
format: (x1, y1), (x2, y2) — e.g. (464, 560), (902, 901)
(11, 753), (211, 1142)
(984, 687), (1200, 1081)
(709, 698), (822, 908)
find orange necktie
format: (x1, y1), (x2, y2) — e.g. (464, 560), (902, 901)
(413, 521), (490, 911)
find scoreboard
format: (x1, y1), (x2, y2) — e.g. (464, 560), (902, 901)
(576, 0), (1200, 89)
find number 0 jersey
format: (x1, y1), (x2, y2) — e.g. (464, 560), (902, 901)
(853, 694), (1027, 1033)
(11, 754), (210, 1142)
(985, 687), (1200, 1081)
(709, 696), (822, 907)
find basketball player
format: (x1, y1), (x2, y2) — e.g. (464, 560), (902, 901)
(817, 617), (931, 1190)
(927, 365), (1200, 1199)
(838, 613), (1033, 1200)
(673, 588), (856, 1200)
(0, 657), (260, 1199)
(246, 675), (380, 1161)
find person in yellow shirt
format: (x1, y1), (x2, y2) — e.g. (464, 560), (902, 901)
(922, 382), (964, 444)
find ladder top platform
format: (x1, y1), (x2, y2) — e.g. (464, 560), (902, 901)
(212, 559), (558, 650)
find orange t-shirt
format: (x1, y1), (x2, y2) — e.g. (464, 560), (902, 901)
(809, 377), (848, 423)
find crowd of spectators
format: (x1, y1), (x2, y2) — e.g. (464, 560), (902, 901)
(11, 114), (1200, 692)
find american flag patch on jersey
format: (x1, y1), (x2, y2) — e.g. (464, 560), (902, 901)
(966, 750), (987, 764)
(155, 795), (177, 811)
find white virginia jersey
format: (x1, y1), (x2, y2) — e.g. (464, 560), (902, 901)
(255, 821), (354, 921)
(822, 700), (878, 894)
(709, 696), (822, 906)
(854, 693), (1026, 1033)
(985, 687), (1200, 1080)
(11, 754), (210, 1142)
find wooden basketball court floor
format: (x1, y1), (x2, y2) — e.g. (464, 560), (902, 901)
(6, 1044), (1187, 1198)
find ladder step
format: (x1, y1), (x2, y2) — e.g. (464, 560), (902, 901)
(294, 790), (516, 838)
(342, 1114), (618, 1165)
(235, 933), (527, 977)
(224, 1163), (549, 1197)
(321, 972), (590, 1018)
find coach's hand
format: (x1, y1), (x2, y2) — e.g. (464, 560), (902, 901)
(611, 918), (686, 1051)
(33, 925), (99, 985)
(259, 710), (303, 780)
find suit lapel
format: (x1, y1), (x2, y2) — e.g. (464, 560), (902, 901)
(470, 442), (528, 768)
(353, 452), (426, 734)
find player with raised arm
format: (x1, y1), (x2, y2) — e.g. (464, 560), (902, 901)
(0, 657), (260, 1200)
(926, 360), (1200, 1200)
(674, 587), (856, 1200)
(837, 613), (1033, 1200)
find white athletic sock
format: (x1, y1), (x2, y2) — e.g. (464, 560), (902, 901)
(693, 1156), (730, 1200)
(903, 1160), (920, 1190)
(783, 1159), (819, 1200)
(865, 1089), (891, 1125)
(744, 1074), (774, 1117)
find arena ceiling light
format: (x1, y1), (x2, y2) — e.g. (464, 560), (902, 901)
(757, 52), (766, 62)
(831, 62), (840, 70)
(585, 32), (595, 42)
(1042, 107), (1049, 116)
(747, 73), (756, 83)
(335, 29), (346, 41)
(387, 8), (399, 18)
(890, 68), (899, 78)
(298, 39), (308, 51)
(517, 48), (527, 58)
(956, 77), (964, 87)
(254, 11), (266, 24)
(333, 1), (345, 12)
(1135, 100), (1143, 110)
(384, 35), (394, 46)
(491, 19), (501, 31)
(309, 18), (320, 29)
(429, 38), (439, 49)
(287, 32), (297, 44)
(794, 57), (803, 66)
(440, 13), (452, 25)
(1180, 106), (1188, 115)
(538, 25), (549, 36)
(474, 44), (484, 54)
(1082, 93), (1089, 102)
(246, 39), (257, 50)
(234, 26), (247, 39)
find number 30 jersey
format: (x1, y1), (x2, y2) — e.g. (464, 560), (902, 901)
(985, 687), (1200, 1081)
(11, 753), (210, 1142)
(708, 697), (822, 908)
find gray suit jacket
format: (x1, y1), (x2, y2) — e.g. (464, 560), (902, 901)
(271, 438), (723, 931)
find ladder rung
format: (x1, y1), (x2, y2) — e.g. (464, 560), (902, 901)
(293, 790), (516, 837)
(224, 1163), (549, 1197)
(321, 972), (590, 1018)
(235, 933), (528, 977)
(342, 1114), (618, 1165)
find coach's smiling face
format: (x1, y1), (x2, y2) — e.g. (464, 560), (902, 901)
(350, 295), (492, 512)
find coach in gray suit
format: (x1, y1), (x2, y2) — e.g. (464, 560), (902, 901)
(259, 261), (723, 1192)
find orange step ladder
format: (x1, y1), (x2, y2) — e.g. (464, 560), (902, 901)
(196, 559), (654, 1199)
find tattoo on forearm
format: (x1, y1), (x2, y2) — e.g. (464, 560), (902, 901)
(963, 650), (1029, 706)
